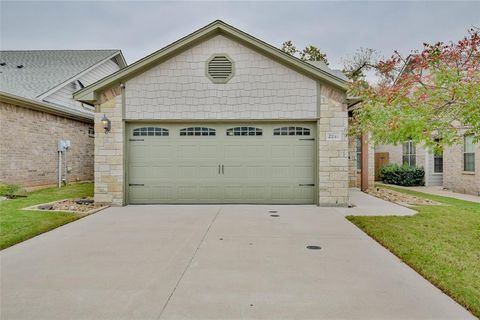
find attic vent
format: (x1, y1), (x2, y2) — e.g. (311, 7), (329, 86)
(207, 54), (234, 83)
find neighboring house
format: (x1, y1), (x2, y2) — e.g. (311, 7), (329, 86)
(74, 20), (365, 206)
(375, 137), (479, 195)
(0, 50), (126, 188)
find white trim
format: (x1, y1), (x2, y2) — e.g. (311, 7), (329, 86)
(37, 52), (125, 100)
(0, 91), (93, 122)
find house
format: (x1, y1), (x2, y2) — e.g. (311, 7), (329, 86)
(0, 50), (126, 188)
(74, 20), (369, 206)
(373, 56), (479, 196)
(375, 137), (479, 195)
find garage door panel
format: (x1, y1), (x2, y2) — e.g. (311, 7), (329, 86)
(127, 123), (316, 204)
(295, 166), (315, 179)
(224, 144), (266, 159)
(225, 165), (267, 178)
(295, 145), (315, 158)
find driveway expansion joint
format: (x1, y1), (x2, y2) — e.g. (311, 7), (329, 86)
(156, 206), (222, 320)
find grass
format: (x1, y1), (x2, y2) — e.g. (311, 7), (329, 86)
(0, 183), (93, 250)
(347, 185), (480, 318)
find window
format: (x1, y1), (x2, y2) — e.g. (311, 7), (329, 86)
(273, 127), (311, 136)
(433, 140), (443, 173)
(226, 127), (262, 136)
(180, 127), (216, 136)
(356, 136), (362, 170)
(206, 55), (234, 84)
(402, 140), (416, 166)
(133, 127), (169, 136)
(464, 135), (475, 172)
(88, 127), (95, 138)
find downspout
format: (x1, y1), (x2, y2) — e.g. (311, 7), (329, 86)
(58, 151), (62, 188)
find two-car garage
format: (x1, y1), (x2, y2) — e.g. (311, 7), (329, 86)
(127, 122), (317, 204)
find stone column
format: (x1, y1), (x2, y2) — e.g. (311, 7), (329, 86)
(318, 84), (349, 206)
(94, 87), (124, 206)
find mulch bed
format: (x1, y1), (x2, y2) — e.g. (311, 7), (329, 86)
(368, 187), (441, 207)
(24, 198), (108, 215)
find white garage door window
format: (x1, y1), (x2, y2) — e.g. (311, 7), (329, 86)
(127, 123), (316, 204)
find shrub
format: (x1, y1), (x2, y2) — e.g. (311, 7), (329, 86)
(0, 184), (21, 197)
(380, 164), (425, 186)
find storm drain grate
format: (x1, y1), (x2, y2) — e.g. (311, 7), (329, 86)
(306, 245), (321, 250)
(270, 214), (280, 217)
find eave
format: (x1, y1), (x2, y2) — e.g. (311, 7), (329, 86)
(0, 91), (94, 123)
(74, 20), (349, 104)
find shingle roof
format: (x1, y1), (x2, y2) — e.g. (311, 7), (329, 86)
(306, 61), (350, 82)
(0, 49), (120, 99)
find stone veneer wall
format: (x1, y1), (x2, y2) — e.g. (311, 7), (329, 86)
(443, 142), (480, 196)
(318, 85), (348, 205)
(93, 87), (124, 205)
(0, 102), (94, 187)
(93, 35), (350, 206)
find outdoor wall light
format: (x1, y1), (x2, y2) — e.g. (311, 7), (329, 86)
(101, 114), (111, 134)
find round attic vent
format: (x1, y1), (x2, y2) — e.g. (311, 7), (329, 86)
(206, 54), (234, 84)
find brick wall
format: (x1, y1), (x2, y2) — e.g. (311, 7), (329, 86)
(375, 143), (426, 168)
(347, 131), (374, 189)
(443, 142), (480, 196)
(125, 35), (317, 120)
(0, 102), (94, 187)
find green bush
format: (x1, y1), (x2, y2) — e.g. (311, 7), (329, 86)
(380, 164), (425, 186)
(0, 183), (21, 197)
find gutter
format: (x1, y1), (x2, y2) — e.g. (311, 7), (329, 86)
(0, 91), (94, 123)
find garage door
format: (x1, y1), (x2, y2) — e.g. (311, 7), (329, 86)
(127, 123), (316, 204)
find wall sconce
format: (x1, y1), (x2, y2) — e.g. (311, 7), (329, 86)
(101, 114), (111, 134)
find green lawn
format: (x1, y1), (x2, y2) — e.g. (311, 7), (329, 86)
(0, 183), (93, 250)
(348, 185), (480, 318)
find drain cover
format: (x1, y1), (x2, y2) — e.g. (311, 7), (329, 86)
(270, 214), (280, 217)
(306, 245), (321, 250)
(269, 210), (277, 213)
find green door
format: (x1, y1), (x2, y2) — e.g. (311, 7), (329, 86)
(127, 123), (316, 204)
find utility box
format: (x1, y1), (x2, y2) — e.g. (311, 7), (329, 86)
(57, 140), (66, 152)
(57, 140), (72, 152)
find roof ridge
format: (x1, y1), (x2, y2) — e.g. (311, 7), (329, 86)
(0, 49), (120, 52)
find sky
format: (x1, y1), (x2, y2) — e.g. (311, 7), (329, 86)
(1, 1), (479, 71)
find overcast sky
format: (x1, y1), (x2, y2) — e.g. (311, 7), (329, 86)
(1, 1), (479, 70)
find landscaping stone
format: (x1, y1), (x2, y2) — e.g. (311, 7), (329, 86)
(29, 198), (108, 214)
(367, 187), (441, 206)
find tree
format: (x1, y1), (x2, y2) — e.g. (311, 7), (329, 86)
(349, 28), (480, 149)
(281, 40), (297, 56)
(281, 41), (329, 65)
(342, 47), (379, 81)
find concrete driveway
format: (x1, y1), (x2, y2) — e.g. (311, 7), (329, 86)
(1, 205), (473, 320)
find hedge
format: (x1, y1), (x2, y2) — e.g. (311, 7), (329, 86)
(380, 164), (425, 186)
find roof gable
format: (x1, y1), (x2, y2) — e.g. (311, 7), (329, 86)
(74, 20), (348, 103)
(0, 49), (125, 100)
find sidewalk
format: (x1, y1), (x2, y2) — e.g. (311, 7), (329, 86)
(337, 188), (417, 216)
(378, 184), (480, 203)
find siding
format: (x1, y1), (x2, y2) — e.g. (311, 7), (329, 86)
(125, 35), (318, 120)
(424, 150), (443, 186)
(43, 58), (120, 113)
